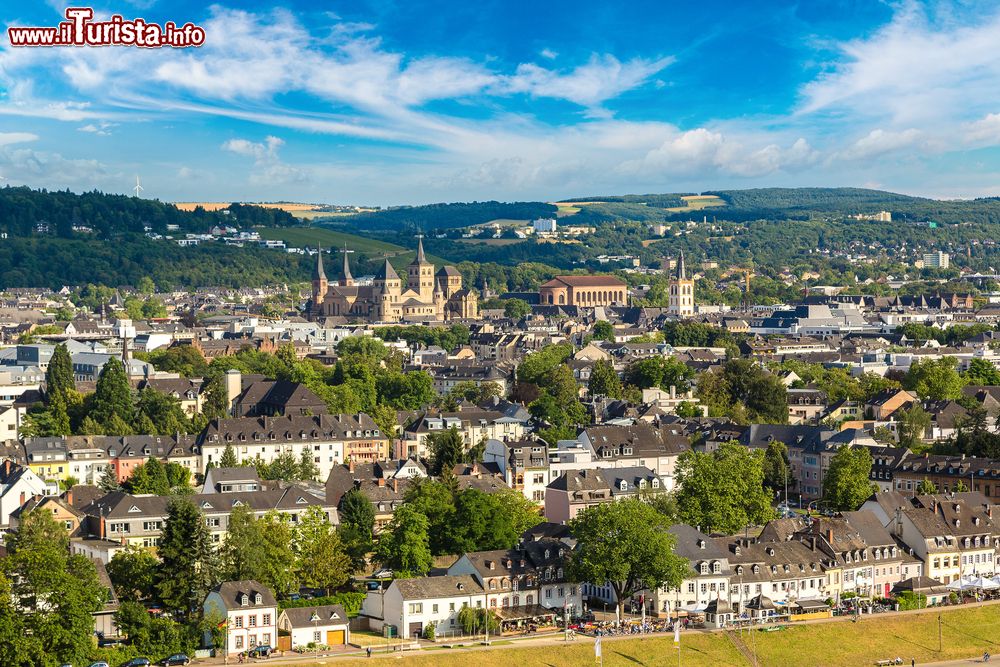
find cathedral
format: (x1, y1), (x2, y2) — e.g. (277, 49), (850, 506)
(308, 238), (478, 322)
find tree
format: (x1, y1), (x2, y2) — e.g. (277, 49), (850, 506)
(591, 320), (615, 342)
(897, 403), (932, 449)
(165, 461), (191, 489)
(427, 427), (465, 477)
(374, 504), (433, 577)
(298, 449), (320, 482)
(295, 506), (352, 595)
(503, 298), (531, 319)
(3, 508), (104, 665)
(157, 496), (217, 619)
(762, 440), (790, 495)
(964, 358), (1000, 386)
(219, 442), (239, 468)
(567, 499), (690, 620)
(340, 488), (376, 540)
(91, 358), (135, 428)
(588, 359), (623, 399)
(106, 544), (159, 603)
(255, 511), (298, 596)
(127, 457), (171, 495)
(624, 356), (694, 392)
(917, 478), (938, 495)
(45, 343), (75, 403)
(457, 605), (499, 635)
(674, 443), (775, 534)
(98, 464), (121, 491)
(695, 360), (788, 424)
(221, 504), (264, 583)
(202, 374), (230, 420)
(823, 446), (878, 511)
(954, 479), (969, 493)
(903, 357), (966, 400)
(136, 387), (191, 435)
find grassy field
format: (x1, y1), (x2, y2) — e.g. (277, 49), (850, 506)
(314, 605), (1000, 666)
(456, 238), (524, 246)
(258, 227), (451, 265)
(665, 194), (727, 213)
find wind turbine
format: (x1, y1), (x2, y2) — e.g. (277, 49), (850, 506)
(133, 175), (143, 197)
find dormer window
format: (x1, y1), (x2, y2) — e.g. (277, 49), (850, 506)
(619, 480), (627, 491)
(254, 593), (262, 605)
(700, 563), (708, 575)
(736, 566), (744, 575)
(241, 594), (249, 606)
(712, 562), (721, 574)
(544, 549), (550, 559)
(638, 479), (647, 489)
(752, 565), (760, 574)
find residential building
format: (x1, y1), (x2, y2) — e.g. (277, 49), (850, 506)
(277, 605), (349, 649)
(204, 580), (278, 654)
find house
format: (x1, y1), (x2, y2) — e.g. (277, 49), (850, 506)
(360, 574), (485, 638)
(645, 524), (730, 617)
(0, 460), (55, 530)
(482, 438), (551, 503)
(204, 580), (279, 654)
(277, 604), (349, 649)
(234, 380), (328, 417)
(866, 389), (917, 420)
(201, 467), (262, 494)
(326, 459), (426, 531)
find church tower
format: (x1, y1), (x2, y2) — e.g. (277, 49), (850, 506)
(312, 246), (328, 312)
(668, 251), (695, 317)
(340, 247), (354, 288)
(407, 236), (435, 300)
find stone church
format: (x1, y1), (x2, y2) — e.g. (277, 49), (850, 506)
(308, 238), (478, 322)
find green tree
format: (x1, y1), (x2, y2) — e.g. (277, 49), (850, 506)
(674, 442), (776, 534)
(823, 446), (878, 511)
(45, 343), (75, 403)
(295, 506), (352, 595)
(964, 358), (1000, 386)
(917, 478), (938, 495)
(374, 504), (433, 577)
(157, 496), (217, 619)
(624, 356), (694, 391)
(3, 508), (104, 666)
(897, 403), (932, 449)
(427, 427), (465, 477)
(91, 358), (135, 429)
(340, 488), (376, 540)
(762, 440), (790, 495)
(503, 298), (532, 319)
(98, 464), (121, 491)
(298, 449), (320, 482)
(696, 360), (788, 424)
(588, 359), (623, 399)
(136, 387), (191, 435)
(106, 544), (159, 603)
(591, 320), (615, 342)
(127, 457), (171, 495)
(255, 511), (298, 596)
(165, 461), (191, 489)
(202, 374), (230, 420)
(219, 442), (239, 468)
(903, 357), (966, 400)
(567, 499), (690, 620)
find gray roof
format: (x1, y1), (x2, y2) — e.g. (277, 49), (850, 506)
(280, 604), (348, 628)
(393, 574), (483, 600)
(212, 580), (277, 609)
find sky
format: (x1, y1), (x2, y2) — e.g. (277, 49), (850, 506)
(3, 0), (1000, 205)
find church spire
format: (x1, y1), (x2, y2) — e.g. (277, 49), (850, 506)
(341, 245), (354, 286)
(415, 234), (427, 263)
(314, 245), (327, 282)
(677, 250), (687, 280)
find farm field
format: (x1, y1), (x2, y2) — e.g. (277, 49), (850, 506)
(666, 194), (727, 212)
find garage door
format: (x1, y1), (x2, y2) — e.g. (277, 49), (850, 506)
(327, 629), (345, 646)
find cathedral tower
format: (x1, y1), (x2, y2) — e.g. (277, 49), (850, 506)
(668, 251), (695, 317)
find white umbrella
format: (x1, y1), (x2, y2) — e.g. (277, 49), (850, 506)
(946, 576), (974, 591)
(969, 576), (999, 590)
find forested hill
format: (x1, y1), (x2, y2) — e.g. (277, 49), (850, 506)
(331, 201), (557, 231)
(0, 186), (298, 238)
(704, 187), (1000, 224)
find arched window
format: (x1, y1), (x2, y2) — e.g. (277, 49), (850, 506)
(558, 294), (565, 305)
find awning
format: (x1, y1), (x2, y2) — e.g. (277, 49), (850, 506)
(793, 599), (830, 611)
(494, 605), (560, 622)
(680, 603), (707, 613)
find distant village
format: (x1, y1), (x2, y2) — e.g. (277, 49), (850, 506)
(1, 238), (1000, 661)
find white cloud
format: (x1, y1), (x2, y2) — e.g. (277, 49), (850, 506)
(540, 48), (558, 60)
(0, 132), (38, 146)
(77, 121), (116, 136)
(835, 128), (923, 161)
(222, 135), (308, 185)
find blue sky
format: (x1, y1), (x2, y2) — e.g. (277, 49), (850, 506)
(2, 0), (1000, 204)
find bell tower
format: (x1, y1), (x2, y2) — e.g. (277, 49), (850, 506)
(668, 251), (695, 317)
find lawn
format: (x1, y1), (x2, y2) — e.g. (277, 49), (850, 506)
(298, 605), (1000, 666)
(665, 194), (727, 213)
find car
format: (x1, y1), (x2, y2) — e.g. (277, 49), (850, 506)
(98, 637), (125, 648)
(87, 663), (110, 667)
(122, 660), (151, 667)
(247, 645), (273, 658)
(161, 655), (191, 667)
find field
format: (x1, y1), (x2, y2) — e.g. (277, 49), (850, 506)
(258, 227), (450, 264)
(456, 238), (524, 246)
(312, 604), (1000, 666)
(173, 201), (323, 213)
(665, 194), (727, 213)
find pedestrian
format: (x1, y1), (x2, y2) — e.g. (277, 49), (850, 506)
(911, 659), (914, 667)
(367, 646), (372, 658)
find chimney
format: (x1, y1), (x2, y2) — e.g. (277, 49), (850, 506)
(348, 458), (355, 473)
(827, 528), (834, 544)
(392, 478), (398, 493)
(19, 491), (25, 506)
(377, 478), (385, 487)
(66, 488), (73, 506)
(810, 536), (817, 551)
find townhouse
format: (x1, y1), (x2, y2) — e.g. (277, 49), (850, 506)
(203, 580), (278, 654)
(361, 574), (486, 639)
(401, 407), (527, 460)
(577, 422), (690, 491)
(543, 466), (660, 524)
(893, 454), (1000, 498)
(482, 438), (551, 503)
(646, 524), (730, 617)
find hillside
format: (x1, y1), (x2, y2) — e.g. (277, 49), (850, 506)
(259, 227), (452, 265)
(0, 186), (297, 239)
(328, 201), (557, 231)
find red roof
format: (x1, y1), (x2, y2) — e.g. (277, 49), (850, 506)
(540, 275), (627, 288)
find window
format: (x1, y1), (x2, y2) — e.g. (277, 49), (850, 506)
(262, 613), (271, 625)
(248, 615), (257, 627)
(408, 603), (423, 614)
(234, 616), (243, 628)
(712, 562), (721, 574)
(235, 636), (244, 649)
(699, 563), (708, 575)
(432, 604), (439, 614)
(687, 583), (695, 593)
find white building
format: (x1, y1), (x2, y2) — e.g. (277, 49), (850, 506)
(361, 574), (485, 639)
(922, 251), (950, 269)
(204, 580), (278, 655)
(277, 605), (350, 648)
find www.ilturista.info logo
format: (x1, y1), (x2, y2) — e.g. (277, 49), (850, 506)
(7, 7), (205, 48)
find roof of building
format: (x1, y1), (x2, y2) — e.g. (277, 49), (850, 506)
(211, 580), (278, 609)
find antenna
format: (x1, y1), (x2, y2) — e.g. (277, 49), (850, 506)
(133, 175), (144, 197)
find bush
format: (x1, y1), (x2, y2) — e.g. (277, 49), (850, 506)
(279, 591), (367, 617)
(423, 622), (436, 641)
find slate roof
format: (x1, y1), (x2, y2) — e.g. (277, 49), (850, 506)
(212, 580), (278, 609)
(281, 604), (348, 628)
(393, 574), (483, 600)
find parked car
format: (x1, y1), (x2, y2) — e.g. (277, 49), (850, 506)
(87, 663), (110, 667)
(98, 637), (125, 648)
(247, 645), (273, 658)
(122, 660), (151, 667)
(161, 656), (191, 667)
